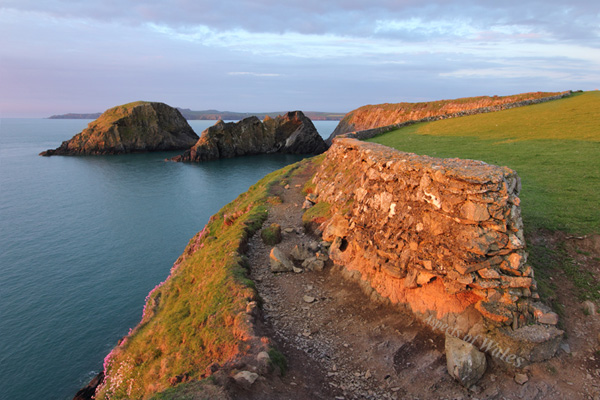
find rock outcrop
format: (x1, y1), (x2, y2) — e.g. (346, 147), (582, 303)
(308, 138), (562, 364)
(72, 372), (104, 400)
(328, 91), (570, 142)
(171, 111), (328, 162)
(40, 101), (198, 156)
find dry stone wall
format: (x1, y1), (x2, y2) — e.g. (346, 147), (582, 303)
(310, 138), (562, 363)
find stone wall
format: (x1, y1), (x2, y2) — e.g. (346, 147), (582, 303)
(310, 138), (562, 362)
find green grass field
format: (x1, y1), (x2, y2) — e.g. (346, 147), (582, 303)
(368, 91), (600, 235)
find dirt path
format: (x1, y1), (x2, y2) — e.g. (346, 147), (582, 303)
(236, 165), (600, 400)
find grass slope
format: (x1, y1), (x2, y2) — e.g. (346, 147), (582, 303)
(368, 91), (600, 235)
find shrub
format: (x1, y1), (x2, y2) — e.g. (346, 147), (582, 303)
(261, 223), (282, 245)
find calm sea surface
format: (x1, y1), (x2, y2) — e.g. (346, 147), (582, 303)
(0, 118), (338, 400)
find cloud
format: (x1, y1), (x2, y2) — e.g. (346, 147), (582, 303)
(2, 0), (599, 40)
(228, 72), (282, 77)
(1, 1), (599, 116)
(374, 17), (479, 40)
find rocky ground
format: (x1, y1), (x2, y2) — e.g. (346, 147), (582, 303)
(230, 164), (600, 400)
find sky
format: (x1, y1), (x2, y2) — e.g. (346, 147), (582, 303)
(0, 0), (599, 117)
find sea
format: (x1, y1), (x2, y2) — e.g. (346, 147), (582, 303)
(0, 118), (338, 400)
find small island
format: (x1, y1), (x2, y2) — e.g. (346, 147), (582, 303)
(171, 111), (328, 162)
(40, 101), (199, 156)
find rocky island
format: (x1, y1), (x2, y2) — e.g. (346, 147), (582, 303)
(40, 101), (198, 156)
(171, 111), (328, 162)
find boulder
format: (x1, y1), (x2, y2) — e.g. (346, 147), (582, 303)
(302, 199), (314, 209)
(41, 102), (198, 156)
(256, 351), (271, 374)
(445, 334), (486, 388)
(514, 373), (529, 385)
(487, 324), (563, 364)
(302, 257), (325, 271)
(270, 247), (294, 273)
(257, 351), (271, 364)
(308, 241), (320, 252)
(582, 300), (596, 316)
(290, 244), (313, 261)
(530, 302), (559, 325)
(233, 371), (259, 388)
(172, 111), (328, 162)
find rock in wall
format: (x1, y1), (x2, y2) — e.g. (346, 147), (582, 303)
(40, 101), (198, 156)
(172, 111), (328, 162)
(310, 138), (562, 363)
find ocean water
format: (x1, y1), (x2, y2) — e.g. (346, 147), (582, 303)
(0, 118), (338, 400)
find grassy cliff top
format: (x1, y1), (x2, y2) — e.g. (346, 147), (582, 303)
(91, 101), (152, 123)
(100, 101), (152, 116)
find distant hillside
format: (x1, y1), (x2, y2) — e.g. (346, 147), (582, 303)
(329, 91), (569, 140)
(177, 109), (345, 121)
(48, 112), (102, 119)
(49, 109), (345, 121)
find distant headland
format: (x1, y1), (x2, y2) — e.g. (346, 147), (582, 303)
(49, 109), (346, 121)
